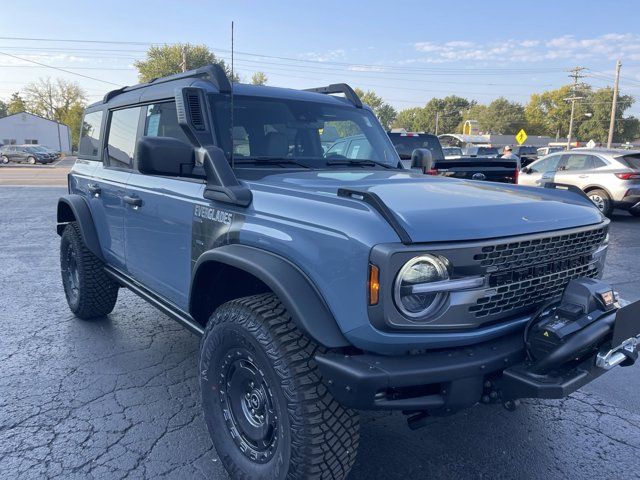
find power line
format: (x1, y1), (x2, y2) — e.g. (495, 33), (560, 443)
(0, 51), (120, 85)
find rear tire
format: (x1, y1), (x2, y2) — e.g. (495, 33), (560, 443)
(199, 293), (360, 480)
(587, 188), (613, 217)
(60, 222), (118, 319)
(27, 156), (36, 165)
(1, 155), (8, 164)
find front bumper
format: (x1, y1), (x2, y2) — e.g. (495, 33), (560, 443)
(317, 298), (640, 413)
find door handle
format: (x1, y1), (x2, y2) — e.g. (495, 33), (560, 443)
(123, 195), (142, 209)
(87, 183), (101, 196)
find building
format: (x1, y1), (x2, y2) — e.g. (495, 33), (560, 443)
(438, 133), (556, 149)
(0, 112), (71, 153)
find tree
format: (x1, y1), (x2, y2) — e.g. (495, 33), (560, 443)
(251, 71), (268, 85)
(476, 97), (526, 134)
(524, 85), (589, 138)
(7, 92), (27, 115)
(392, 107), (424, 131)
(0, 99), (7, 118)
(354, 88), (397, 129)
(577, 87), (639, 143)
(393, 96), (472, 134)
(23, 78), (87, 149)
(134, 43), (238, 83)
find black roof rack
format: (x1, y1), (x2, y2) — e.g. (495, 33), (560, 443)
(304, 83), (362, 108)
(103, 64), (232, 103)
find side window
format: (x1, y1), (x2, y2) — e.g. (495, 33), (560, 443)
(530, 155), (562, 173)
(346, 138), (373, 159)
(79, 111), (104, 159)
(326, 140), (347, 156)
(144, 102), (190, 145)
(562, 154), (592, 171)
(590, 156), (607, 168)
(107, 107), (141, 169)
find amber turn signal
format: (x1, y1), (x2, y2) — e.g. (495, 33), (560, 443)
(369, 264), (380, 305)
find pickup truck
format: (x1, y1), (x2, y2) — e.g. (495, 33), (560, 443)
(388, 133), (519, 184)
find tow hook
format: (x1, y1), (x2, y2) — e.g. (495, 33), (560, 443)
(596, 337), (639, 370)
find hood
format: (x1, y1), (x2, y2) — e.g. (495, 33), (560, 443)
(247, 170), (604, 242)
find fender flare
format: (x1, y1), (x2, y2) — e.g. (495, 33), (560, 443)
(190, 244), (349, 348)
(56, 194), (104, 261)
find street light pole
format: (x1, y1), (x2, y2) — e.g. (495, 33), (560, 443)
(607, 59), (622, 148)
(435, 111), (439, 135)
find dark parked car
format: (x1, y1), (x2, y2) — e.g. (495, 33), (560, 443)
(1, 145), (55, 164)
(30, 145), (61, 159)
(387, 131), (444, 162)
(56, 65), (640, 480)
(462, 145), (499, 157)
(510, 145), (538, 167)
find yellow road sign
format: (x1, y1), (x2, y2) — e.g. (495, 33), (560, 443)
(515, 129), (528, 145)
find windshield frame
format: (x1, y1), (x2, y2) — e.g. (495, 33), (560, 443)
(209, 93), (401, 170)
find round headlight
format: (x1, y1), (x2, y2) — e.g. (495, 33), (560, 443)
(394, 255), (449, 319)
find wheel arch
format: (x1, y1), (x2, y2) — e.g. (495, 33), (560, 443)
(189, 244), (350, 348)
(56, 195), (104, 261)
(583, 184), (613, 198)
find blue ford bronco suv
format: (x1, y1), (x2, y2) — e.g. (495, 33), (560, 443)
(57, 65), (640, 479)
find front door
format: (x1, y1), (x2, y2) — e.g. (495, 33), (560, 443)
(519, 154), (564, 186)
(123, 101), (202, 309)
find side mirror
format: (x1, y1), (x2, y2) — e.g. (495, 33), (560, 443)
(136, 136), (195, 176)
(411, 148), (433, 173)
(521, 167), (532, 174)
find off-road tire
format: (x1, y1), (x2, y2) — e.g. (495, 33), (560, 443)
(199, 293), (360, 480)
(60, 222), (118, 319)
(27, 156), (36, 165)
(587, 188), (613, 217)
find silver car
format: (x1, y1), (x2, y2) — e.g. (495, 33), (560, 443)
(518, 148), (640, 217)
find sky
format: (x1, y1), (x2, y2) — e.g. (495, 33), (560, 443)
(1, 0), (640, 117)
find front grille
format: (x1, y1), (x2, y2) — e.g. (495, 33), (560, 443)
(473, 226), (607, 272)
(468, 225), (607, 319)
(470, 261), (600, 318)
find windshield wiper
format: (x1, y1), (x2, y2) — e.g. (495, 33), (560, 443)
(234, 157), (312, 169)
(326, 159), (393, 169)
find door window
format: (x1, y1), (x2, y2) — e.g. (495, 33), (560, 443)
(529, 155), (562, 173)
(107, 107), (141, 169)
(144, 102), (190, 144)
(79, 110), (104, 159)
(562, 154), (594, 171)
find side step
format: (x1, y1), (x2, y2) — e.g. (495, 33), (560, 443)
(104, 266), (204, 336)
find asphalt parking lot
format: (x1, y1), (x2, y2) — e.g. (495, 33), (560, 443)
(1, 186), (640, 480)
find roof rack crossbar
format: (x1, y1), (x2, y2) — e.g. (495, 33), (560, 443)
(304, 83), (362, 108)
(103, 64), (232, 103)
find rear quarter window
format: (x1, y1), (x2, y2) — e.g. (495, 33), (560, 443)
(621, 154), (640, 170)
(79, 111), (104, 159)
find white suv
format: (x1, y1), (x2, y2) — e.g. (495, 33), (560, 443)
(519, 148), (640, 217)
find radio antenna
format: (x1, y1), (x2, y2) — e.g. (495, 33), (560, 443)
(230, 21), (235, 169)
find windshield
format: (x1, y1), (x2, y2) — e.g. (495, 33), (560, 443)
(387, 133), (444, 160)
(478, 147), (498, 156)
(518, 146), (537, 155)
(443, 147), (462, 155)
(210, 94), (399, 168)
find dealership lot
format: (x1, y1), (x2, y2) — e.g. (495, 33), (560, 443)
(1, 186), (639, 479)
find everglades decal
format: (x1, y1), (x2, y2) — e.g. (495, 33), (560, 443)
(194, 205), (233, 225)
(191, 204), (244, 268)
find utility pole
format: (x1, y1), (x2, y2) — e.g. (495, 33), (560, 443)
(565, 66), (586, 150)
(180, 45), (187, 72)
(607, 59), (622, 148)
(435, 111), (439, 135)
